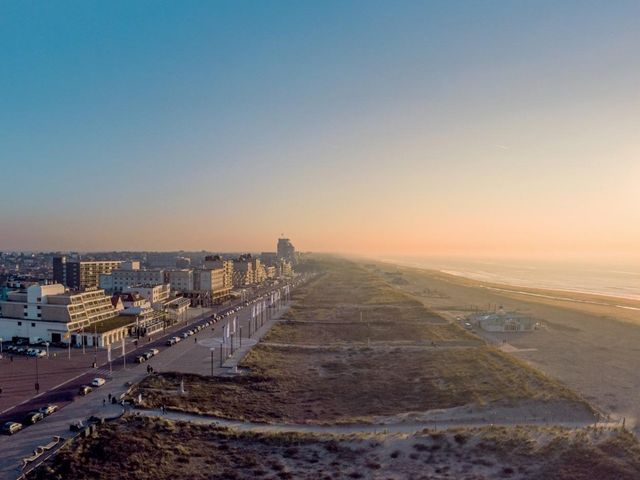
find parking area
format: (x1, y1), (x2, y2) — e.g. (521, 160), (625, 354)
(0, 345), (112, 414)
(0, 305), (211, 417)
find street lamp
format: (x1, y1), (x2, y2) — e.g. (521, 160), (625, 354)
(35, 355), (40, 393)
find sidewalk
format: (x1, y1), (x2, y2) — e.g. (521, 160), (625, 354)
(221, 305), (289, 371)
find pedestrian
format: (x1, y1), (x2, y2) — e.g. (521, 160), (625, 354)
(108, 393), (112, 402)
(103, 398), (106, 407)
(194, 337), (197, 343)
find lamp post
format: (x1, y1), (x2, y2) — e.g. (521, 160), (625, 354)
(93, 323), (98, 368)
(35, 354), (40, 393)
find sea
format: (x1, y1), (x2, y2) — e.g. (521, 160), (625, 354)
(380, 255), (640, 301)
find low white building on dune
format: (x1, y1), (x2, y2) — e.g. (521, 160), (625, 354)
(471, 311), (539, 332)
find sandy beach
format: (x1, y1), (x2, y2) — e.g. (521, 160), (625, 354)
(377, 262), (640, 430)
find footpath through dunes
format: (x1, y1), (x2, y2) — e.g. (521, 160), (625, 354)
(132, 258), (596, 425)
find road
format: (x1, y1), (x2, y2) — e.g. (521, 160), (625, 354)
(0, 278), (307, 480)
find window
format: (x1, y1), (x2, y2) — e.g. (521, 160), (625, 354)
(17, 321), (22, 326)
(31, 322), (36, 327)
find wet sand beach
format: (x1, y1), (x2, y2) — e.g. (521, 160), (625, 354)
(376, 262), (640, 430)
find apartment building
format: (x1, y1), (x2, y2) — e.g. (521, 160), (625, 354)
(203, 255), (234, 289)
(99, 267), (165, 292)
(0, 284), (129, 346)
(53, 256), (122, 290)
(166, 269), (194, 292)
(123, 284), (171, 308)
(277, 237), (296, 263)
(232, 255), (254, 287)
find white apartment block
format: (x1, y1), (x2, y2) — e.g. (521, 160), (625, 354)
(0, 284), (128, 346)
(166, 269), (194, 292)
(99, 268), (165, 292)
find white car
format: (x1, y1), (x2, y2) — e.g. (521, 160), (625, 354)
(150, 348), (159, 355)
(91, 377), (106, 387)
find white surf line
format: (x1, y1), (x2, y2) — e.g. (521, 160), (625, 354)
(482, 286), (640, 312)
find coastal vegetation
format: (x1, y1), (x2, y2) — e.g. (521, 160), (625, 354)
(133, 257), (591, 423)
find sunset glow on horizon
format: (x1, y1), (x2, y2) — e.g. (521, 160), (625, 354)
(1, 1), (639, 257)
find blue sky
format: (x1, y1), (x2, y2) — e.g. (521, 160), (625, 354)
(1, 1), (639, 253)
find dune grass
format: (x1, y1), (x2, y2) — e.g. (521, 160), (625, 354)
(30, 416), (640, 480)
(133, 257), (591, 423)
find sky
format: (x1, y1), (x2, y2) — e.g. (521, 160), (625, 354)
(1, 0), (639, 256)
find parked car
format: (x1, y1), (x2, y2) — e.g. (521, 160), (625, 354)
(39, 404), (58, 416)
(2, 422), (23, 435)
(150, 348), (159, 355)
(23, 411), (44, 425)
(173, 336), (181, 343)
(91, 377), (106, 387)
(34, 350), (47, 357)
(181, 332), (189, 339)
(69, 420), (85, 432)
(142, 351), (153, 360)
(78, 385), (93, 396)
(135, 355), (146, 363)
(166, 338), (175, 346)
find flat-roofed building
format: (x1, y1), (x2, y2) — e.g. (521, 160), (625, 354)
(277, 237), (296, 263)
(166, 269), (194, 292)
(99, 268), (165, 292)
(279, 259), (294, 279)
(203, 255), (234, 290)
(0, 283), (127, 346)
(181, 268), (231, 307)
(265, 265), (277, 279)
(175, 256), (191, 269)
(165, 296), (190, 323)
(232, 255), (254, 287)
(52, 257), (122, 290)
(123, 284), (170, 308)
(114, 292), (167, 337)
